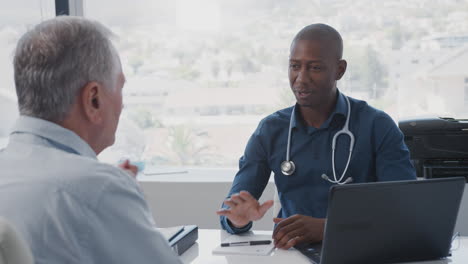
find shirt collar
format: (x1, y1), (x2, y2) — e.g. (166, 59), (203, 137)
(291, 90), (348, 130)
(10, 115), (97, 159)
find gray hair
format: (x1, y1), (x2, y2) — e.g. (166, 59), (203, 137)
(13, 16), (119, 122)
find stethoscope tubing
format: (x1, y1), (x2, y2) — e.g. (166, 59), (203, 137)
(282, 95), (354, 184)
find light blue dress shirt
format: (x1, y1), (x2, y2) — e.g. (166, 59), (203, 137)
(221, 91), (416, 234)
(0, 116), (182, 264)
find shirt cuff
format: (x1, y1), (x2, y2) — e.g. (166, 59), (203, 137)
(220, 216), (252, 234)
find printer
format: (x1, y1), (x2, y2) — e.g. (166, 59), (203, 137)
(398, 117), (468, 181)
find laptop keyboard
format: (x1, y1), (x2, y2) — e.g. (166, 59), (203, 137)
(295, 243), (323, 264)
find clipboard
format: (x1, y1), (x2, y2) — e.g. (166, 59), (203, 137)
(158, 225), (185, 242)
(157, 225), (198, 256)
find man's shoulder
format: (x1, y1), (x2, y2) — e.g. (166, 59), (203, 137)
(23, 151), (137, 208)
(59, 156), (133, 192)
(2, 141), (131, 188)
(0, 145), (137, 216)
(257, 106), (293, 129)
(347, 97), (399, 138)
(349, 96), (393, 123)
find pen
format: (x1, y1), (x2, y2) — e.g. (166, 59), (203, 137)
(221, 240), (272, 247)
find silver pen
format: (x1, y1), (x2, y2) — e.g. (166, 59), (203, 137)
(221, 240), (272, 247)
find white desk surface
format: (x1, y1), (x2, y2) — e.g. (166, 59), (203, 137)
(180, 229), (468, 264)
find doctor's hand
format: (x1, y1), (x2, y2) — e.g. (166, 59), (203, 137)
(216, 191), (274, 228)
(273, 215), (325, 250)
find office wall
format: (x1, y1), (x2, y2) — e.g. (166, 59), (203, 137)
(141, 180), (468, 235)
(140, 180), (276, 230)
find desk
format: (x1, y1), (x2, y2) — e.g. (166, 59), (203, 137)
(180, 229), (468, 264)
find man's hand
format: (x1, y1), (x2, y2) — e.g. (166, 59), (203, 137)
(216, 191), (274, 228)
(118, 159), (138, 178)
(272, 215), (325, 249)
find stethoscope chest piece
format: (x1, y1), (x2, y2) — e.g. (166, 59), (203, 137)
(281, 160), (295, 176)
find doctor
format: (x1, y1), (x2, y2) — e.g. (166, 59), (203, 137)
(217, 23), (416, 249)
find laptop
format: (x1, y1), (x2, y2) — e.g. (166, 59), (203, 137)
(296, 177), (465, 264)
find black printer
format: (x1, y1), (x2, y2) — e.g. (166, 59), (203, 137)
(398, 117), (468, 181)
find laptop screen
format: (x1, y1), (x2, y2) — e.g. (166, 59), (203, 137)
(316, 177), (465, 264)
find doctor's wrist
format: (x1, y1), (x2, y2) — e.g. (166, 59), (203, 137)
(228, 218), (250, 229)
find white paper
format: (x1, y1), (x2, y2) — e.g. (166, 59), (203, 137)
(212, 234), (274, 256)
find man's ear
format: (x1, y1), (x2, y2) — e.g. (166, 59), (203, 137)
(81, 81), (104, 124)
(336, 59), (347, 80)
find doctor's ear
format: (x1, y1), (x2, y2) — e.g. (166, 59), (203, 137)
(81, 81), (104, 124)
(336, 59), (347, 80)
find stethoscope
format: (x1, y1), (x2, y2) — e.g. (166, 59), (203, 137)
(280, 95), (355, 185)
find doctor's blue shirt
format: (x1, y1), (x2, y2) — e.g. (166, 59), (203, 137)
(220, 92), (416, 234)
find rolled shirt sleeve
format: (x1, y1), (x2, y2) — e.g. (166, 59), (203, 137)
(220, 123), (272, 234)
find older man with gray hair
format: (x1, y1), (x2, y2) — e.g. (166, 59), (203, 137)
(0, 16), (182, 264)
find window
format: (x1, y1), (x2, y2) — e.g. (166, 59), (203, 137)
(465, 85), (468, 103)
(0, 0), (55, 148)
(4, 0), (466, 169)
(84, 0), (468, 168)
